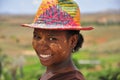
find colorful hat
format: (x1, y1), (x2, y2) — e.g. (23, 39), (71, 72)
(21, 0), (93, 30)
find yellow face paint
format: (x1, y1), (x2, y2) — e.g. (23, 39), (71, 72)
(58, 44), (62, 49)
(64, 40), (67, 43)
(50, 43), (59, 51)
(62, 51), (66, 55)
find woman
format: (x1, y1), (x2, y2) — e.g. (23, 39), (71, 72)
(22, 0), (93, 80)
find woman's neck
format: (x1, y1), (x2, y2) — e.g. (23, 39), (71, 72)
(46, 58), (77, 74)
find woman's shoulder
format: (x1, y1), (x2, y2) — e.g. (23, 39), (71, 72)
(48, 70), (85, 80)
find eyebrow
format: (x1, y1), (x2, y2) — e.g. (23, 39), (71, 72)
(33, 31), (57, 37)
(47, 33), (58, 36)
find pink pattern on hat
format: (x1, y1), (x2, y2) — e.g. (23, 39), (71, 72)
(35, 5), (78, 26)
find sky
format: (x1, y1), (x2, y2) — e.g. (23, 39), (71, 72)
(0, 0), (120, 14)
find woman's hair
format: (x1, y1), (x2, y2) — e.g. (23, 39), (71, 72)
(66, 30), (84, 52)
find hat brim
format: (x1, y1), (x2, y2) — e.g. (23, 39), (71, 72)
(21, 23), (94, 30)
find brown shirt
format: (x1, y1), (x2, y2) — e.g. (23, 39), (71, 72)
(39, 70), (85, 80)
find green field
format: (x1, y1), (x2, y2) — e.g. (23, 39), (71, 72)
(0, 13), (120, 80)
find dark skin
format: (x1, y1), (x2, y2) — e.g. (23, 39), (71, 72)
(32, 28), (78, 80)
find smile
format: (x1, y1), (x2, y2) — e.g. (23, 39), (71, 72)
(40, 54), (52, 58)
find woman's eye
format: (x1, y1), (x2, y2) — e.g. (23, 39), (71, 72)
(49, 37), (57, 41)
(34, 34), (41, 40)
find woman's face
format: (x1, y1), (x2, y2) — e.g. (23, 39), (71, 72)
(32, 29), (76, 66)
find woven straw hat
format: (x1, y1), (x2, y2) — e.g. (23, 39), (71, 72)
(21, 0), (93, 30)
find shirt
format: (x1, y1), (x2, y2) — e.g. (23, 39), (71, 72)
(39, 70), (85, 80)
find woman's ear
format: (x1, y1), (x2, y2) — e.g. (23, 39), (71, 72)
(69, 34), (78, 50)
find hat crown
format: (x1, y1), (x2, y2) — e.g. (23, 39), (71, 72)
(34, 0), (80, 26)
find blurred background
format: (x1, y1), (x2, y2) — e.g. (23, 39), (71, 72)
(0, 0), (120, 80)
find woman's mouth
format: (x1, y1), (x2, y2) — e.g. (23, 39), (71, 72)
(39, 54), (53, 62)
(39, 54), (52, 58)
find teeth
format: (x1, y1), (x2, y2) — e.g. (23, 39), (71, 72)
(40, 54), (51, 58)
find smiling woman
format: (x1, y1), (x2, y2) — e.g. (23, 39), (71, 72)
(32, 29), (85, 80)
(32, 29), (72, 66)
(21, 0), (93, 80)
